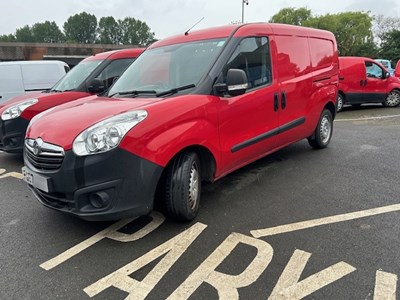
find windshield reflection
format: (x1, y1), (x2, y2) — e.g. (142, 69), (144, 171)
(52, 60), (103, 92)
(108, 38), (227, 97)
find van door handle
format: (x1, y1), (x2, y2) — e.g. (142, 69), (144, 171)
(274, 93), (279, 112)
(281, 91), (286, 110)
(360, 80), (363, 86)
(339, 76), (344, 80)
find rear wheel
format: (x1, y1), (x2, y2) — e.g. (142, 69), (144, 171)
(165, 152), (201, 221)
(337, 94), (344, 112)
(308, 109), (333, 149)
(383, 90), (400, 107)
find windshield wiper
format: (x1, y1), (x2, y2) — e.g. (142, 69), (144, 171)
(109, 90), (157, 98)
(156, 84), (196, 97)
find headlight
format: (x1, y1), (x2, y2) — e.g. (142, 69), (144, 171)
(1, 99), (38, 121)
(73, 110), (148, 156)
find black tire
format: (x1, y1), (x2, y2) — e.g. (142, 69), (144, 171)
(383, 90), (400, 107)
(308, 109), (333, 149)
(337, 94), (344, 112)
(165, 152), (201, 221)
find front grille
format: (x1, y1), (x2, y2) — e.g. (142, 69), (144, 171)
(25, 138), (65, 170)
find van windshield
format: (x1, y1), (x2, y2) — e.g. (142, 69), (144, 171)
(51, 60), (104, 92)
(108, 38), (227, 97)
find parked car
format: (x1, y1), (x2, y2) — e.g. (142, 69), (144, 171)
(375, 59), (394, 75)
(0, 60), (69, 103)
(0, 48), (144, 153)
(22, 23), (338, 221)
(336, 57), (400, 112)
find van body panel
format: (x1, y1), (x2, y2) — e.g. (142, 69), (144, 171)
(23, 23), (338, 220)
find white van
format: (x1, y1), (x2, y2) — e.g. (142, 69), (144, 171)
(0, 60), (69, 102)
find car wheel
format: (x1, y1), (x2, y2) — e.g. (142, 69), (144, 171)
(308, 109), (333, 149)
(165, 152), (201, 221)
(337, 94), (344, 112)
(383, 90), (400, 107)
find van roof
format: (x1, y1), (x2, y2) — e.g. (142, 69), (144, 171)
(149, 22), (336, 49)
(84, 48), (146, 61)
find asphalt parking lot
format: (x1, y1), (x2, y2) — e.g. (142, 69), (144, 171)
(1, 104), (400, 299)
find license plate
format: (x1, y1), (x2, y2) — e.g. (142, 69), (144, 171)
(22, 166), (49, 193)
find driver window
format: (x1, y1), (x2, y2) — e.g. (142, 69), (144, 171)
(365, 61), (383, 79)
(95, 58), (134, 89)
(222, 37), (272, 90)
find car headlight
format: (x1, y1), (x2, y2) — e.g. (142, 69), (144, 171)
(1, 98), (39, 121)
(73, 110), (148, 156)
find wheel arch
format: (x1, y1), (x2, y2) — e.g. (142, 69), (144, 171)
(165, 145), (216, 182)
(325, 101), (336, 120)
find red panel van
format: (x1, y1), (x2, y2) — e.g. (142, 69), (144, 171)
(0, 48), (144, 152)
(22, 23), (338, 221)
(337, 56), (400, 112)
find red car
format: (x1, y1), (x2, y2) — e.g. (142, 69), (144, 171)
(336, 56), (400, 112)
(0, 48), (144, 152)
(23, 23), (338, 221)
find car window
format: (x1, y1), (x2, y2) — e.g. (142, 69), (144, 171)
(52, 60), (104, 91)
(95, 58), (135, 90)
(221, 37), (272, 90)
(365, 61), (383, 79)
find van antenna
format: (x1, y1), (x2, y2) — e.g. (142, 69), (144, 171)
(185, 17), (205, 36)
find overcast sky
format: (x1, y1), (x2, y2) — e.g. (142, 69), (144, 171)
(1, 0), (399, 40)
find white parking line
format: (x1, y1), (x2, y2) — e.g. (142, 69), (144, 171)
(335, 114), (400, 122)
(251, 203), (400, 238)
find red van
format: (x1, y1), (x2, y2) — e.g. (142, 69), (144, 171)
(336, 56), (400, 112)
(23, 23), (338, 221)
(0, 48), (144, 152)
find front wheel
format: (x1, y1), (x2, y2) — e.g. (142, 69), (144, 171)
(308, 109), (333, 149)
(165, 152), (201, 221)
(383, 90), (400, 107)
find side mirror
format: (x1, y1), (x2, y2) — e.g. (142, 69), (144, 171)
(384, 71), (390, 79)
(87, 78), (105, 93)
(214, 69), (248, 97)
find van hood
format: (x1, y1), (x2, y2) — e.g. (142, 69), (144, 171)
(26, 96), (159, 150)
(0, 91), (43, 110)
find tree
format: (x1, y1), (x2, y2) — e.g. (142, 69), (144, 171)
(304, 12), (375, 57)
(373, 15), (400, 45)
(0, 34), (16, 42)
(15, 25), (34, 42)
(63, 12), (97, 43)
(119, 17), (156, 46)
(379, 30), (400, 63)
(269, 7), (312, 26)
(31, 21), (65, 43)
(97, 16), (121, 44)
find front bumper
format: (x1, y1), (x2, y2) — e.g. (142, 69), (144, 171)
(0, 118), (29, 153)
(24, 147), (164, 221)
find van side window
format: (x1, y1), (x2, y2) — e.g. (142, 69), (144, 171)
(365, 61), (383, 79)
(95, 58), (135, 89)
(222, 37), (271, 90)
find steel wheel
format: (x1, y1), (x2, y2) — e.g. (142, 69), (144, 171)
(337, 94), (344, 112)
(308, 109), (333, 149)
(165, 152), (201, 221)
